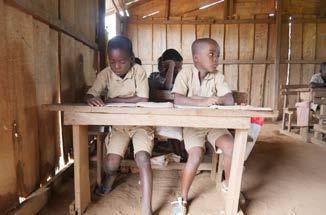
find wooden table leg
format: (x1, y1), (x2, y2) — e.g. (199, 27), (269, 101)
(225, 129), (248, 215)
(73, 125), (91, 214)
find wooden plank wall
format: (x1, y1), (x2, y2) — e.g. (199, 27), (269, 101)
(0, 0), (98, 212)
(127, 17), (276, 107)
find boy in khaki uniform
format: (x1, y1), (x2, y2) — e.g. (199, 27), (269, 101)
(85, 36), (154, 215)
(171, 38), (234, 214)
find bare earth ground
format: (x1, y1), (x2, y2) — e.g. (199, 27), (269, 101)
(39, 123), (326, 215)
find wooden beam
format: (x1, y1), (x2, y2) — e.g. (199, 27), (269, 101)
(224, 0), (229, 19)
(140, 59), (274, 64)
(274, 0), (282, 111)
(229, 0), (234, 18)
(126, 17), (275, 24)
(6, 0), (98, 50)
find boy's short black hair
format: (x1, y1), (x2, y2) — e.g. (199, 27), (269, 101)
(107, 35), (134, 58)
(191, 38), (219, 55)
(135, 57), (142, 65)
(161, 49), (183, 62)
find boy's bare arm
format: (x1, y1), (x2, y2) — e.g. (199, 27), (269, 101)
(108, 96), (148, 103)
(174, 93), (234, 107)
(164, 60), (176, 90)
(85, 94), (105, 106)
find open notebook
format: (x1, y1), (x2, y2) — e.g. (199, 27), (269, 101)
(104, 102), (272, 111)
(105, 102), (174, 108)
(175, 104), (273, 111)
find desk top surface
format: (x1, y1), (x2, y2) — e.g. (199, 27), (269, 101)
(43, 103), (278, 118)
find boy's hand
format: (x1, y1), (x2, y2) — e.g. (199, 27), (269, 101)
(86, 97), (105, 106)
(204, 97), (220, 106)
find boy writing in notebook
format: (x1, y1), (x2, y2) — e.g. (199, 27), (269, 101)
(85, 36), (154, 215)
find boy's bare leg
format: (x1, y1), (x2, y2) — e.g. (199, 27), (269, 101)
(135, 151), (153, 215)
(104, 153), (122, 189)
(181, 147), (203, 201)
(215, 134), (234, 185)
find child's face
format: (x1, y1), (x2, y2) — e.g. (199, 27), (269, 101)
(194, 42), (219, 73)
(108, 49), (132, 76)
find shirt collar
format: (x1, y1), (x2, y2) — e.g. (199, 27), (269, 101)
(193, 67), (216, 81)
(109, 66), (134, 81)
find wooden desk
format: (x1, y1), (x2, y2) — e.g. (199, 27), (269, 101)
(44, 104), (276, 215)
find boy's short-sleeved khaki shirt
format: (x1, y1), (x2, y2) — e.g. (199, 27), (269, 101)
(87, 64), (149, 99)
(171, 66), (231, 97)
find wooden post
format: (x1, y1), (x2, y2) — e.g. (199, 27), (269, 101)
(98, 0), (107, 70)
(72, 125), (90, 215)
(225, 129), (248, 215)
(274, 0), (282, 112)
(165, 0), (171, 20)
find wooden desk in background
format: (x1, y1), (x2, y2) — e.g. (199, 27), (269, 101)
(44, 104), (277, 215)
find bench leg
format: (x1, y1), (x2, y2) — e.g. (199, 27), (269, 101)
(211, 153), (218, 181)
(216, 153), (223, 190)
(96, 134), (102, 186)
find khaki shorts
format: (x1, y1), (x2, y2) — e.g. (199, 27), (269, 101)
(183, 127), (231, 152)
(105, 126), (154, 157)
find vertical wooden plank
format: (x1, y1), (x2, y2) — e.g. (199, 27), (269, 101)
(289, 23), (303, 85)
(61, 34), (76, 162)
(33, 20), (59, 184)
(239, 24), (254, 98)
(153, 24), (166, 65)
(224, 24), (238, 91)
(60, 0), (75, 26)
(0, 0), (18, 211)
(302, 23), (316, 84)
(6, 5), (40, 196)
(316, 23), (326, 60)
(281, 23), (289, 60)
(138, 24), (153, 75)
(211, 24), (224, 72)
(127, 24), (139, 57)
(72, 125), (91, 214)
(196, 24), (210, 39)
(167, 17), (181, 52)
(181, 24), (196, 62)
(263, 64), (275, 108)
(251, 23), (268, 107)
(251, 64), (266, 106)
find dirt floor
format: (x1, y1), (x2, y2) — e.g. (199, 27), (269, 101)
(39, 123), (326, 215)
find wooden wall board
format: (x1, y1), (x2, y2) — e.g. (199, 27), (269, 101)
(254, 23), (268, 60)
(235, 0), (276, 19)
(263, 64), (275, 107)
(5, 5), (40, 196)
(138, 24), (153, 61)
(60, 34), (76, 162)
(170, 0), (224, 18)
(127, 24), (139, 57)
(283, 0), (321, 15)
(225, 24), (238, 60)
(166, 18), (181, 52)
(316, 23), (326, 59)
(29, 0), (58, 18)
(239, 24), (254, 60)
(289, 23), (303, 86)
(196, 24), (210, 38)
(0, 0), (18, 212)
(250, 64), (266, 106)
(60, 0), (75, 26)
(239, 64), (252, 101)
(33, 20), (59, 184)
(138, 24), (153, 75)
(153, 24), (166, 63)
(181, 24), (196, 61)
(278, 63), (288, 110)
(210, 24), (224, 60)
(224, 65), (238, 90)
(268, 23), (276, 59)
(302, 64), (315, 84)
(302, 23), (316, 60)
(281, 23), (289, 60)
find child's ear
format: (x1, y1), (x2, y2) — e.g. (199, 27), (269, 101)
(193, 54), (199, 63)
(130, 56), (135, 65)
